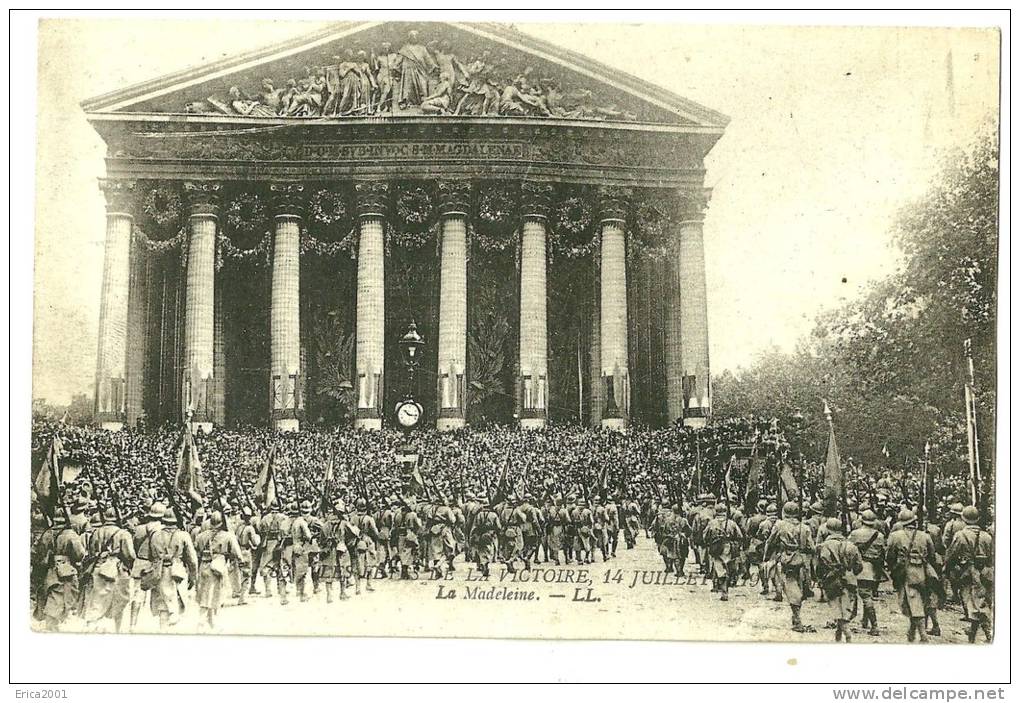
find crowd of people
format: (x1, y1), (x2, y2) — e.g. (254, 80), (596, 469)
(30, 417), (993, 643)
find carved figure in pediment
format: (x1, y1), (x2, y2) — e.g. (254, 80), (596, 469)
(455, 52), (500, 116)
(434, 40), (468, 92)
(258, 79), (286, 114)
(500, 67), (551, 117)
(373, 42), (401, 114)
(397, 30), (437, 109)
(228, 86), (276, 118)
(421, 74), (454, 114)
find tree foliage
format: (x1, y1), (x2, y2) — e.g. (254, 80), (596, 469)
(715, 131), (998, 476)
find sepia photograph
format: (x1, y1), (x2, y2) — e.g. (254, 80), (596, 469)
(14, 8), (1009, 690)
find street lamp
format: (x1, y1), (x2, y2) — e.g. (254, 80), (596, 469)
(394, 321), (424, 434)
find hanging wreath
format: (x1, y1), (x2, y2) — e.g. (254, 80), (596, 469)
(631, 198), (674, 260)
(549, 194), (597, 259)
(309, 188), (350, 228)
(225, 192), (269, 236)
(142, 184), (183, 228)
(394, 185), (434, 233)
(474, 184), (519, 252)
(216, 231), (272, 270)
(301, 227), (357, 259)
(553, 195), (594, 237)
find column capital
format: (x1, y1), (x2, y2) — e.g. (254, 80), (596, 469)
(437, 180), (471, 217)
(183, 181), (223, 218)
(678, 189), (712, 224)
(520, 181), (553, 220)
(597, 186), (633, 224)
(354, 180), (390, 219)
(98, 178), (137, 215)
(270, 182), (306, 219)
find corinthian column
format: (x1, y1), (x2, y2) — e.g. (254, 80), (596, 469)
(518, 182), (552, 429)
(436, 181), (470, 431)
(598, 188), (631, 430)
(270, 183), (304, 432)
(94, 179), (135, 431)
(664, 192), (685, 424)
(678, 192), (712, 427)
(182, 181), (221, 433)
(354, 181), (389, 431)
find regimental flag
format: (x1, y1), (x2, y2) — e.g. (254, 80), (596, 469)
(256, 443), (278, 509)
(174, 423), (206, 507)
(744, 444), (762, 516)
(490, 451), (511, 504)
(33, 433), (64, 519)
(822, 403), (844, 517)
(779, 462), (799, 505)
(320, 439), (336, 513)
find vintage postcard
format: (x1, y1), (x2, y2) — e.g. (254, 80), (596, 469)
(30, 17), (1000, 646)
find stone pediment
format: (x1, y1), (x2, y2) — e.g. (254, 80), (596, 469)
(81, 21), (729, 129)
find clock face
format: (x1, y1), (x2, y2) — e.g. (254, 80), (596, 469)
(397, 401), (422, 428)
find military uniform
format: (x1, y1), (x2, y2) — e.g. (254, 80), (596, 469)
(849, 511), (886, 635)
(816, 519), (863, 642)
(704, 506), (744, 600)
(764, 502), (816, 632)
(145, 510), (198, 629)
(194, 513), (244, 628)
(468, 501), (501, 577)
(81, 510), (136, 630)
(40, 518), (87, 630)
(946, 507), (994, 642)
(396, 501), (423, 579)
(884, 510), (937, 642)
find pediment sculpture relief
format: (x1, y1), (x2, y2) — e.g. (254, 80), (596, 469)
(184, 30), (643, 122)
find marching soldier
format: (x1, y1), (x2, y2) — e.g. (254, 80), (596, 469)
(574, 497), (595, 565)
(129, 502), (166, 631)
(460, 492), (481, 565)
(751, 503), (778, 597)
(355, 499), (380, 591)
(885, 509), (937, 643)
(704, 503), (743, 601)
(397, 498), (423, 579)
(193, 511), (243, 629)
(234, 506), (261, 606)
(147, 507), (198, 630)
(622, 495), (641, 550)
(519, 493), (544, 569)
(39, 512), (87, 631)
(946, 505), (994, 643)
(592, 496), (609, 561)
(81, 507), (135, 632)
(376, 496), (398, 578)
(542, 495), (564, 565)
(691, 494), (715, 574)
(256, 500), (285, 599)
(563, 495), (578, 564)
(427, 494), (458, 578)
(468, 496), (501, 578)
(815, 517), (863, 642)
(849, 509), (886, 636)
(604, 494), (620, 558)
(942, 502), (967, 606)
(764, 501), (816, 633)
(289, 501), (316, 602)
(321, 500), (352, 602)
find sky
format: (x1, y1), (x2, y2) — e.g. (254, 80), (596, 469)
(31, 18), (999, 405)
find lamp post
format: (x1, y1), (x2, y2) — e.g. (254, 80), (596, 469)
(395, 323), (425, 494)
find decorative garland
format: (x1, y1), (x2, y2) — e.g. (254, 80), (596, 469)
(301, 227), (357, 259)
(387, 219), (437, 252)
(549, 195), (597, 260)
(309, 188), (350, 228)
(216, 231), (272, 270)
(134, 226), (184, 256)
(225, 192), (269, 235)
(394, 185), (434, 233)
(141, 184), (183, 228)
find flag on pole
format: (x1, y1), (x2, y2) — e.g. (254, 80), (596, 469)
(822, 401), (844, 517)
(256, 443), (278, 509)
(174, 422), (206, 507)
(963, 339), (982, 507)
(779, 462), (799, 505)
(33, 433), (64, 519)
(320, 440), (336, 513)
(744, 443), (761, 515)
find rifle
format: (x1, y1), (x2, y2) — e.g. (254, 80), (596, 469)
(159, 460), (186, 529)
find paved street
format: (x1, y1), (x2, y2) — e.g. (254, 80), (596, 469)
(67, 536), (974, 643)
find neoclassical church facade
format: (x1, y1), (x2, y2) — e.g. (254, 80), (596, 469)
(83, 21), (727, 433)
